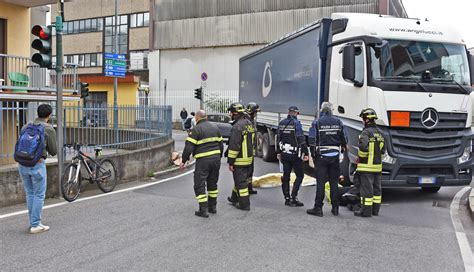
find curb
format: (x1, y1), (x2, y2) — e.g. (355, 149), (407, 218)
(153, 160), (195, 178)
(469, 187), (474, 216)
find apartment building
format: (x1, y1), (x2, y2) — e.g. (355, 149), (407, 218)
(51, 0), (150, 107)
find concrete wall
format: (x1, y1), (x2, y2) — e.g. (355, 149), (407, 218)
(0, 138), (174, 207)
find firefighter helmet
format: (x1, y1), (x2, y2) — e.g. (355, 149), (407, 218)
(227, 102), (245, 113)
(246, 102), (261, 114)
(359, 108), (378, 120)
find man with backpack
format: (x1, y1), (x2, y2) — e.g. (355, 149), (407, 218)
(15, 104), (57, 234)
(184, 112), (195, 132)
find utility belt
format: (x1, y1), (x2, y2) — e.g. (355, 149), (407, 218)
(279, 142), (307, 160)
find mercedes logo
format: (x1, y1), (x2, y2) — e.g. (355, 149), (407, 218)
(421, 108), (439, 129)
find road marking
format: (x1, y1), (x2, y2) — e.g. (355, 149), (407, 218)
(450, 186), (474, 272)
(0, 169), (194, 220)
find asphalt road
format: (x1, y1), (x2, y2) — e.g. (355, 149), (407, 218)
(1, 156), (472, 271)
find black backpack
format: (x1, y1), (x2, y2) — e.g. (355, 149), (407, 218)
(184, 117), (192, 129)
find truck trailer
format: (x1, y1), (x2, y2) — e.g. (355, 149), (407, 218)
(239, 13), (474, 191)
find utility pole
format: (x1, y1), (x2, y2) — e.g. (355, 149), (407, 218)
(56, 0), (64, 197)
(113, 0), (119, 149)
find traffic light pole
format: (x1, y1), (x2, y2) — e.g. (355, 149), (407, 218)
(55, 1), (64, 198)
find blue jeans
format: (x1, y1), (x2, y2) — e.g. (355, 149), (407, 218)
(18, 162), (47, 227)
(181, 118), (186, 130)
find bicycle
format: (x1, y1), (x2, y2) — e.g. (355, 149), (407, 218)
(61, 144), (118, 202)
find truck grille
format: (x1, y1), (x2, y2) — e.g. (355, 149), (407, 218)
(389, 112), (467, 158)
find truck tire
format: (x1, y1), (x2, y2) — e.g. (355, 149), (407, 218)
(262, 132), (277, 162)
(421, 186), (441, 193)
(340, 152), (352, 186)
(256, 131), (263, 158)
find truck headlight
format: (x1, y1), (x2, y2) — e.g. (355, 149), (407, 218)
(382, 153), (396, 164)
(457, 145), (472, 164)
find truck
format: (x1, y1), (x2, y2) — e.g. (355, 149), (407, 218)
(239, 13), (474, 192)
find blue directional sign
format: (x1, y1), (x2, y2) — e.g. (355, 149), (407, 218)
(104, 53), (127, 78)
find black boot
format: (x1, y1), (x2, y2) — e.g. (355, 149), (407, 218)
(208, 197), (217, 214)
(354, 205), (372, 217)
(372, 203), (381, 216)
(248, 182), (257, 195)
(285, 197), (295, 207)
(307, 206), (323, 217)
(227, 190), (238, 206)
(235, 195), (250, 211)
(195, 202), (209, 218)
(290, 197), (304, 207)
(331, 206), (339, 216)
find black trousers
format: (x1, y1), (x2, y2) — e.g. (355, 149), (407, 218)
(314, 155), (340, 207)
(247, 161), (254, 190)
(193, 155), (221, 204)
(230, 166), (251, 208)
(281, 157), (304, 198)
(359, 172), (382, 206)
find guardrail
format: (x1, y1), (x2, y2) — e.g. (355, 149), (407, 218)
(0, 54), (79, 93)
(0, 102), (172, 165)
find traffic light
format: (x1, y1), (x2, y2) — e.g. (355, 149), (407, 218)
(31, 25), (52, 69)
(80, 82), (89, 98)
(194, 87), (202, 100)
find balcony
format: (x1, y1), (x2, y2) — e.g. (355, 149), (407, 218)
(0, 54), (81, 102)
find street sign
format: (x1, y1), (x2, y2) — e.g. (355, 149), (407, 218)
(104, 53), (126, 78)
(201, 72), (208, 81)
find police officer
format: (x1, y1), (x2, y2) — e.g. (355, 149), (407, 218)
(307, 102), (348, 217)
(226, 103), (255, 211)
(181, 110), (224, 218)
(246, 102), (261, 195)
(276, 106), (309, 207)
(354, 108), (385, 217)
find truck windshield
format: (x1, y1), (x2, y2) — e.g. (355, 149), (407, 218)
(370, 40), (471, 86)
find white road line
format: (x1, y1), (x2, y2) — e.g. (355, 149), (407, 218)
(450, 186), (474, 272)
(0, 169), (194, 220)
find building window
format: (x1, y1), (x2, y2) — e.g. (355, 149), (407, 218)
(65, 53), (103, 67)
(130, 12), (149, 28)
(104, 15), (128, 54)
(62, 17), (104, 35)
(130, 50), (149, 70)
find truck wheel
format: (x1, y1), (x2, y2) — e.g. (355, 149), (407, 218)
(421, 186), (441, 193)
(340, 152), (352, 186)
(262, 132), (276, 162)
(256, 132), (263, 158)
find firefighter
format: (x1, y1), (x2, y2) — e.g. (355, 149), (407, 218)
(181, 110), (224, 218)
(226, 103), (255, 211)
(246, 102), (261, 195)
(354, 108), (385, 217)
(307, 102), (348, 217)
(276, 106), (309, 207)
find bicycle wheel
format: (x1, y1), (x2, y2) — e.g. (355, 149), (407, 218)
(96, 159), (118, 193)
(61, 163), (81, 202)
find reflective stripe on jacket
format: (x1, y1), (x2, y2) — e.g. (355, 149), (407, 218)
(182, 119), (224, 163)
(357, 124), (385, 173)
(227, 114), (255, 167)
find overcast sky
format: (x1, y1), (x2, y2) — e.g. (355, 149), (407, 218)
(402, 0), (473, 48)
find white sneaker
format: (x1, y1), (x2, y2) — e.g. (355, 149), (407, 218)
(30, 224), (50, 234)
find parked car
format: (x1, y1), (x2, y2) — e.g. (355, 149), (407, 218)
(207, 113), (232, 142)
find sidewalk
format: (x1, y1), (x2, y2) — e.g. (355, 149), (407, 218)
(172, 129), (188, 152)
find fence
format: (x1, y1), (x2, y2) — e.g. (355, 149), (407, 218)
(137, 89), (238, 121)
(0, 54), (79, 94)
(0, 102), (172, 165)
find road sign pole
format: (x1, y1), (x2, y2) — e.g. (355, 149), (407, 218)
(113, 0), (119, 151)
(56, 0), (64, 198)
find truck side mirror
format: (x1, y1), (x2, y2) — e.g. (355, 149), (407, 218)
(342, 45), (356, 82)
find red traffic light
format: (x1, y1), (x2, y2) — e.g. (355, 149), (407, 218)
(31, 25), (51, 40)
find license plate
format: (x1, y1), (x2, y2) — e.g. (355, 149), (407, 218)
(418, 176), (436, 184)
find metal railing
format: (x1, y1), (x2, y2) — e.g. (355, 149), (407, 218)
(0, 54), (79, 93)
(137, 89), (238, 121)
(0, 102), (172, 165)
